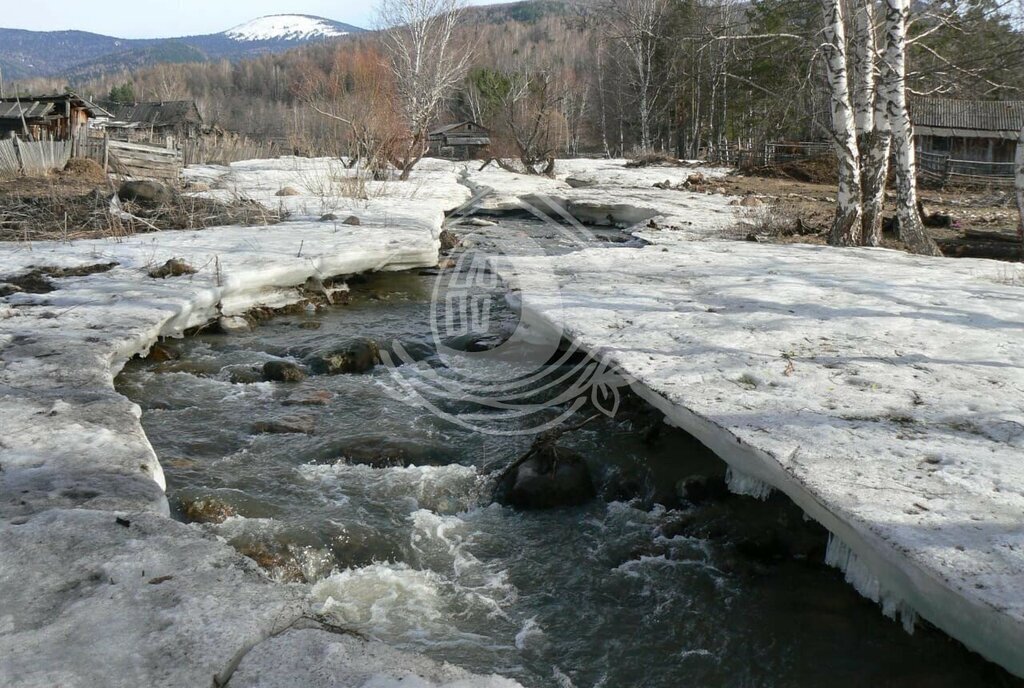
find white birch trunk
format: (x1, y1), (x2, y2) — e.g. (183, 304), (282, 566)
(822, 0), (863, 246)
(883, 0), (942, 256)
(853, 0), (891, 245)
(1016, 126), (1024, 255)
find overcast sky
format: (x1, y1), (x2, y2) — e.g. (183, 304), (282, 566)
(0, 0), (503, 38)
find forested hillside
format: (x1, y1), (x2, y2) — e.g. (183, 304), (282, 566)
(12, 0), (1023, 158)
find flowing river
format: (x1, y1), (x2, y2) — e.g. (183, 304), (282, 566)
(116, 217), (1021, 687)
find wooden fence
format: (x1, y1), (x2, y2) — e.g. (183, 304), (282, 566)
(706, 141), (834, 167)
(917, 150), (1015, 187)
(87, 136), (182, 183)
(0, 138), (72, 176)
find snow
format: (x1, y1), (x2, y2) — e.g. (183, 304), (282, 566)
(462, 158), (740, 235)
(489, 230), (1024, 676)
(0, 157), (520, 687)
(225, 14), (350, 41)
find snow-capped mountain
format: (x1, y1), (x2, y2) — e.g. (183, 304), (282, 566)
(224, 15), (356, 42)
(0, 15), (364, 80)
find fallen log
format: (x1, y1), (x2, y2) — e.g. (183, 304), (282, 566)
(937, 238), (1023, 261)
(962, 228), (1022, 244)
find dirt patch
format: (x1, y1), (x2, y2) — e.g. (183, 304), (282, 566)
(4, 263), (118, 294)
(723, 172), (1022, 258)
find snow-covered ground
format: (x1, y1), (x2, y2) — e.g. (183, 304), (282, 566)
(493, 232), (1024, 677)
(0, 158), (525, 686)
(4, 154), (1024, 681)
(462, 158), (741, 236)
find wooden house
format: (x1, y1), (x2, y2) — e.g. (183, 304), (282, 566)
(96, 100), (204, 143)
(0, 93), (110, 155)
(911, 98), (1024, 164)
(428, 121), (490, 160)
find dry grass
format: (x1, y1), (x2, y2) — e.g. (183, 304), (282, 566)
(0, 177), (285, 242)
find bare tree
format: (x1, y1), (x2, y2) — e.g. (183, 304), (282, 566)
(882, 0), (942, 256)
(821, 0), (863, 246)
(607, 0), (669, 153)
(495, 69), (563, 177)
(378, 0), (473, 180)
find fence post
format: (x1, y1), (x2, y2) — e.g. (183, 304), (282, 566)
(11, 136), (23, 175)
(102, 132), (109, 173)
(942, 155), (951, 188)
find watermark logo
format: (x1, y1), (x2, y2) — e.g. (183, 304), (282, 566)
(381, 191), (632, 436)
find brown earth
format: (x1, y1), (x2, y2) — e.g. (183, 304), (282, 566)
(720, 171), (1020, 255)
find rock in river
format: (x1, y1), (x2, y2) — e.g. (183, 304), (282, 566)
(308, 340), (381, 375)
(263, 361), (308, 383)
(494, 445), (596, 510)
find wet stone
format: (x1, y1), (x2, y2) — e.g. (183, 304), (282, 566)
(263, 361), (308, 383)
(252, 417), (316, 435)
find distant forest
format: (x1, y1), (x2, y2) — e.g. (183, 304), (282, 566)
(14, 0), (1024, 159)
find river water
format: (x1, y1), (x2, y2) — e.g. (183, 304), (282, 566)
(116, 217), (1020, 687)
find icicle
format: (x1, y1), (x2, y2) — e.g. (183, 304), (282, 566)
(826, 534), (918, 633)
(724, 466), (773, 500)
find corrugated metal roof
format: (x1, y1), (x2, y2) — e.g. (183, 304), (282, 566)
(0, 101), (56, 121)
(910, 98), (1024, 134)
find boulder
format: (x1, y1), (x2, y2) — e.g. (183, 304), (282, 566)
(342, 215), (361, 226)
(180, 496), (237, 524)
(218, 316), (252, 334)
(308, 340), (381, 375)
(460, 217), (497, 227)
(439, 229), (460, 252)
(262, 361), (308, 383)
(185, 181), (211, 193)
(252, 416), (316, 435)
(687, 172), (707, 186)
(145, 342), (180, 363)
(319, 213), (338, 222)
(282, 390), (335, 407)
(229, 367), (263, 385)
(275, 187), (302, 197)
(739, 195), (763, 208)
(494, 445), (596, 510)
(119, 180), (172, 206)
(148, 258), (197, 279)
(565, 176), (599, 189)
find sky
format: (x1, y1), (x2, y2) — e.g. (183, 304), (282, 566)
(0, 0), (504, 38)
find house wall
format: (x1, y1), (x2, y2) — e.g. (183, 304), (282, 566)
(918, 134), (1015, 163)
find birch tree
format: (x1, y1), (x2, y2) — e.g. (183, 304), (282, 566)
(821, 0), (863, 246)
(852, 0), (891, 246)
(608, 0), (669, 153)
(882, 0), (942, 256)
(379, 0), (472, 180)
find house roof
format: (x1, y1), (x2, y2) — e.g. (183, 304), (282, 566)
(0, 93), (111, 121)
(428, 121), (488, 137)
(910, 98), (1024, 140)
(97, 101), (203, 128)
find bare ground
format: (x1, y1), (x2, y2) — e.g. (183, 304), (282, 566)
(720, 171), (1021, 256)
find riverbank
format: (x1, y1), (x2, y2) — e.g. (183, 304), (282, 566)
(0, 158), (526, 686)
(490, 224), (1024, 676)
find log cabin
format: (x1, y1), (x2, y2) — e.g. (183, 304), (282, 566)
(0, 93), (110, 155)
(427, 121), (491, 160)
(911, 98), (1024, 165)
